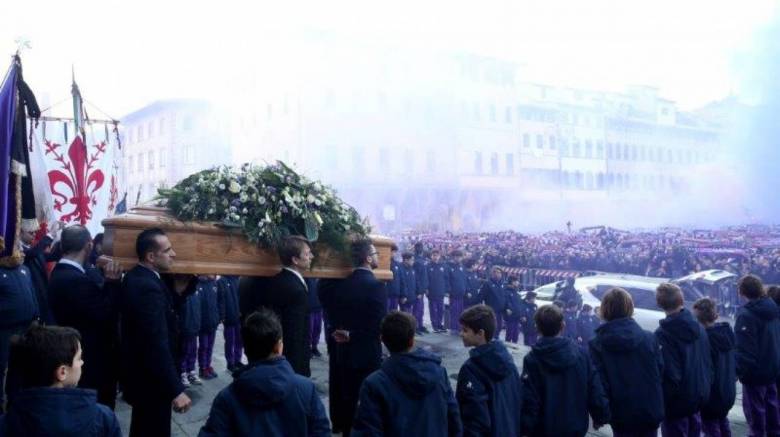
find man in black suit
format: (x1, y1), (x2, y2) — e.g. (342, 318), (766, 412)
(21, 231), (54, 325)
(319, 238), (387, 436)
(119, 228), (191, 437)
(239, 235), (312, 376)
(48, 225), (122, 409)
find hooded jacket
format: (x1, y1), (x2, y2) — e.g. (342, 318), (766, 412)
(735, 297), (780, 386)
(352, 348), (462, 437)
(654, 308), (713, 419)
(702, 322), (737, 419)
(522, 336), (610, 437)
(456, 341), (522, 437)
(589, 317), (664, 433)
(217, 275), (241, 326)
(199, 278), (221, 334)
(0, 387), (120, 437)
(198, 357), (330, 437)
(479, 279), (506, 315)
(180, 288), (202, 337)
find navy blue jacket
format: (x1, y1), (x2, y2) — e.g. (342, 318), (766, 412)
(479, 278), (506, 315)
(0, 265), (38, 329)
(199, 278), (221, 334)
(456, 341), (523, 437)
(589, 317), (664, 433)
(307, 278), (321, 311)
(577, 314), (600, 344)
(0, 387), (120, 437)
(427, 262), (450, 298)
(414, 259), (429, 292)
(386, 260), (402, 299)
(448, 263), (467, 298)
(655, 309), (713, 419)
(399, 264), (418, 301)
(504, 288), (523, 322)
(702, 322), (737, 420)
(521, 336), (610, 437)
(217, 275), (241, 326)
(180, 289), (202, 337)
(199, 358), (330, 437)
(352, 348), (462, 437)
(735, 297), (780, 386)
(563, 310), (579, 341)
(519, 300), (538, 333)
(464, 271), (482, 306)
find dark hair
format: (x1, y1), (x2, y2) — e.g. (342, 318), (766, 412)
(459, 304), (496, 341)
(390, 243), (399, 252)
(11, 325), (81, 388)
(767, 285), (780, 306)
(739, 274), (765, 300)
(351, 238), (374, 267)
(599, 288), (634, 321)
(278, 236), (310, 266)
(136, 228), (166, 261)
(451, 250), (463, 258)
(693, 297), (718, 324)
(431, 249), (440, 256)
(463, 258), (476, 268)
(656, 283), (684, 311)
(242, 308), (283, 361)
(381, 311), (416, 353)
(60, 225), (92, 255)
(535, 305), (564, 337)
(93, 233), (104, 245)
(402, 252), (414, 261)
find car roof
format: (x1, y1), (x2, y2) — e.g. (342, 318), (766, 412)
(672, 269), (736, 284)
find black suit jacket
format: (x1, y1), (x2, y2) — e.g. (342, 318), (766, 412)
(23, 246), (52, 324)
(49, 263), (119, 395)
(319, 268), (387, 370)
(240, 269), (310, 376)
(118, 265), (183, 404)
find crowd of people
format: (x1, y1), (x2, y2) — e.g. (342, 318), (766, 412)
(402, 225), (780, 283)
(3, 223), (780, 436)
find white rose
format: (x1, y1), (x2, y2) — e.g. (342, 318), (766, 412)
(229, 181), (241, 193)
(219, 184), (226, 190)
(258, 197), (266, 205)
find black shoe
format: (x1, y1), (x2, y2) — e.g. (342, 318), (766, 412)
(420, 327), (430, 334)
(311, 348), (322, 357)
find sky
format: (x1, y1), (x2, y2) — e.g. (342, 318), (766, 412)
(2, 0), (778, 118)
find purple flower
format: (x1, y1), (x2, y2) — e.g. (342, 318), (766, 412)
(280, 206), (289, 214)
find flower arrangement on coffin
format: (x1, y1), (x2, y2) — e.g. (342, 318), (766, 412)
(156, 161), (371, 258)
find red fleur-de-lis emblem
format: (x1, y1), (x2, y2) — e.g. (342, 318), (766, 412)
(45, 137), (106, 225)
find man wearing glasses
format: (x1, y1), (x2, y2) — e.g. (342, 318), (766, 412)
(319, 239), (387, 436)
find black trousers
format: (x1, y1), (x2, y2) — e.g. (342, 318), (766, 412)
(129, 397), (172, 437)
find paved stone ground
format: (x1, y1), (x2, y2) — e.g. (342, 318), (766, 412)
(116, 307), (752, 436)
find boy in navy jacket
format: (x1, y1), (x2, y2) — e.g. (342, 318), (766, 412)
(179, 283), (202, 386)
(734, 275), (780, 436)
(352, 311), (462, 437)
(655, 283), (713, 437)
(399, 253), (418, 316)
(218, 275), (244, 371)
(456, 304), (522, 436)
(503, 276), (523, 344)
(520, 291), (538, 346)
(693, 297), (736, 437)
(199, 309), (330, 437)
(448, 251), (468, 335)
(386, 245), (402, 312)
(576, 304), (600, 345)
(521, 304), (610, 436)
(0, 325), (120, 436)
(198, 276), (221, 379)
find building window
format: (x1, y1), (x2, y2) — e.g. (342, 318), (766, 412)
(575, 171), (584, 189)
(523, 134), (530, 148)
(623, 144), (630, 161)
(148, 122), (154, 139)
(586, 172), (594, 190)
(505, 106), (512, 123)
(596, 141), (604, 158)
(148, 151), (155, 170)
(536, 134), (544, 149)
(549, 136), (556, 150)
(159, 149), (166, 168)
(585, 141), (593, 158)
(506, 153), (514, 175)
(597, 173), (605, 189)
(631, 145), (638, 161)
(474, 152), (482, 175)
(560, 138), (569, 156)
(137, 154), (144, 172)
(489, 104), (496, 122)
(572, 139), (581, 157)
(607, 143), (613, 159)
(615, 143), (622, 160)
(490, 153), (499, 175)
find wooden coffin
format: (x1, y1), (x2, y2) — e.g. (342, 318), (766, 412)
(101, 206), (394, 280)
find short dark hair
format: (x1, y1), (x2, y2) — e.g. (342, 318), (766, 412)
(93, 233), (104, 245)
(599, 288), (634, 321)
(242, 308), (283, 361)
(656, 283), (684, 311)
(351, 238), (374, 267)
(459, 304), (496, 341)
(381, 311), (416, 353)
(535, 305), (564, 337)
(136, 228), (166, 261)
(739, 274), (765, 300)
(767, 285), (780, 306)
(693, 297), (718, 324)
(451, 250), (463, 258)
(11, 325), (81, 388)
(278, 236), (310, 266)
(60, 225), (92, 255)
(402, 252), (414, 261)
